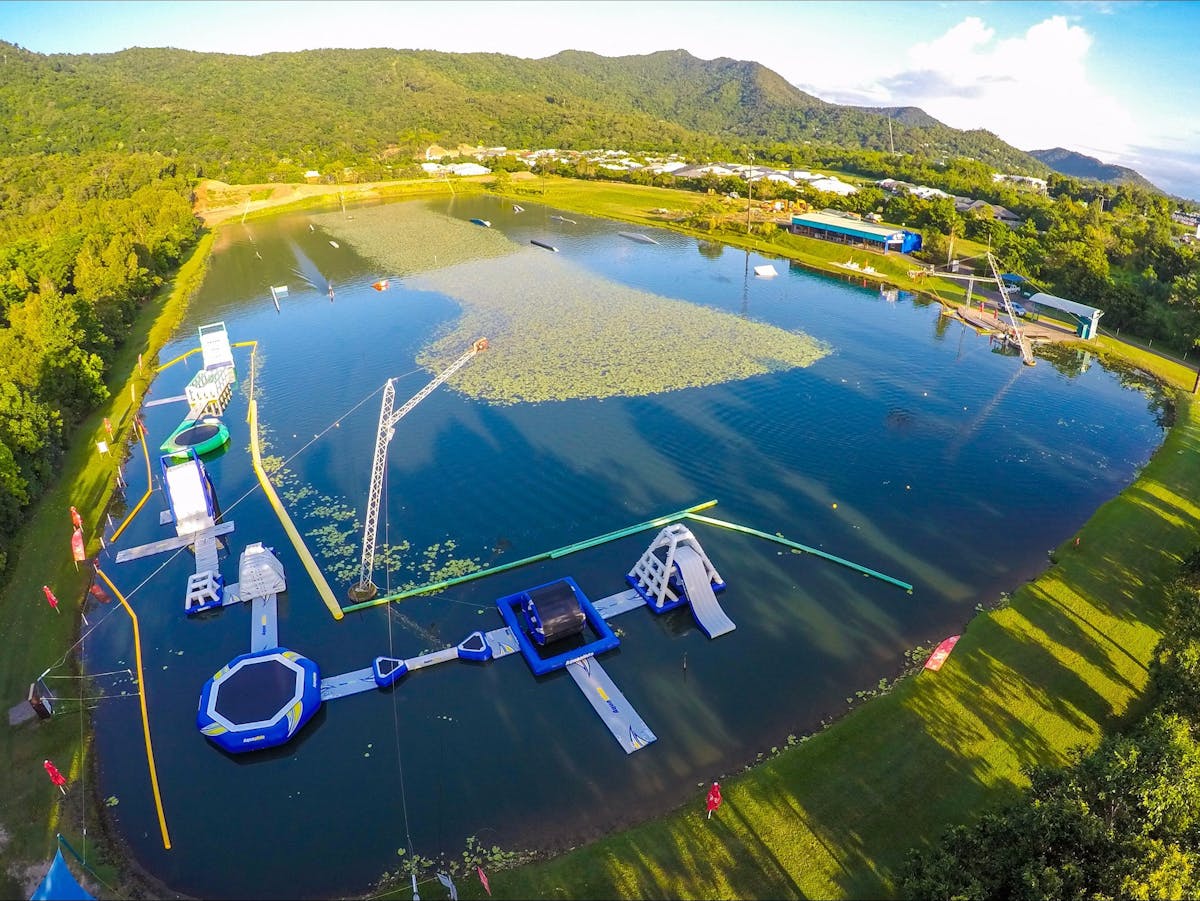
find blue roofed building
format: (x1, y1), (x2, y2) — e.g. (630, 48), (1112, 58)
(789, 210), (922, 254)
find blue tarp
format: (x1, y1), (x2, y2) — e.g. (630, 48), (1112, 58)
(30, 849), (94, 901)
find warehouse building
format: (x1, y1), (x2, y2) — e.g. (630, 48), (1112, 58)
(789, 210), (923, 254)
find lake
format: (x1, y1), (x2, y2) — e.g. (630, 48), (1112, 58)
(84, 193), (1166, 899)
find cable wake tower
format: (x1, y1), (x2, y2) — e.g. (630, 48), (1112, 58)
(349, 338), (488, 601)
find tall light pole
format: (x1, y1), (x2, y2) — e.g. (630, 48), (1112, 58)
(746, 152), (754, 234)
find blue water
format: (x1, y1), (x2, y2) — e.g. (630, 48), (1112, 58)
(84, 194), (1166, 898)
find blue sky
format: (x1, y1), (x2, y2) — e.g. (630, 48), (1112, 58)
(2, 1), (1198, 199)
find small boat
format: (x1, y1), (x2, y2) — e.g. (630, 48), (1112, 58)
(530, 240), (558, 252)
(513, 204), (525, 213)
(329, 240), (340, 248)
(470, 218), (492, 228)
(924, 635), (960, 672)
(550, 215), (577, 224)
(618, 232), (659, 245)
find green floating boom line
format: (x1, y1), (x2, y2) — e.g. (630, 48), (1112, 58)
(342, 499), (720, 613)
(684, 512), (913, 593)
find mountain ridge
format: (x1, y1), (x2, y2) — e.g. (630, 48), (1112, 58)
(1029, 147), (1160, 192)
(0, 42), (1048, 180)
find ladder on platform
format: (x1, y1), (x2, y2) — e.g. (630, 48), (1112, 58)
(987, 252), (1035, 366)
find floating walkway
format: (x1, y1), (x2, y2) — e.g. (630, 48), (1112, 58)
(567, 656), (657, 753)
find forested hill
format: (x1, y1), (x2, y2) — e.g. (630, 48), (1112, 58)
(1030, 147), (1160, 193)
(0, 42), (1045, 182)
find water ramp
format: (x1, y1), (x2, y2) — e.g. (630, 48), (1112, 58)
(115, 522), (234, 563)
(250, 594), (278, 652)
(618, 232), (659, 245)
(566, 656), (656, 754)
(675, 545), (736, 638)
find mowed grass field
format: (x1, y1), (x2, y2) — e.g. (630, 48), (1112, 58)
(2, 173), (1197, 900)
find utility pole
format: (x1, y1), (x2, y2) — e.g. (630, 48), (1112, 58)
(888, 118), (895, 154)
(746, 152), (754, 235)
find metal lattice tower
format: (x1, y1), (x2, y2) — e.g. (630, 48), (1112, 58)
(350, 339), (488, 600)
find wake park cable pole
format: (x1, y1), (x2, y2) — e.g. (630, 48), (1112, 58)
(342, 500), (720, 613)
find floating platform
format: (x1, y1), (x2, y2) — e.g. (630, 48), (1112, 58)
(160, 415), (231, 460)
(114, 521), (234, 563)
(566, 656), (656, 754)
(197, 648), (321, 754)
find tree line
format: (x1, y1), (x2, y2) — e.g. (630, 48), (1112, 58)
(0, 151), (199, 577)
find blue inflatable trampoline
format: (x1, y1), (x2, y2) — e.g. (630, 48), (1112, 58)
(197, 648), (321, 753)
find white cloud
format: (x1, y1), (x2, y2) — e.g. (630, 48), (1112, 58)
(806, 15), (1140, 158)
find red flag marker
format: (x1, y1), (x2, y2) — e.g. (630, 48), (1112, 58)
(70, 506), (83, 529)
(71, 527), (85, 564)
(42, 585), (61, 614)
(43, 759), (67, 794)
(476, 866), (491, 897)
(706, 781), (722, 819)
(371, 279), (390, 291)
(103, 417), (113, 439)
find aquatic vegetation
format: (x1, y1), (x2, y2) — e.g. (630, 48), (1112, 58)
(310, 201), (517, 276)
(256, 421), (482, 591)
(314, 199), (829, 403)
(411, 252), (831, 403)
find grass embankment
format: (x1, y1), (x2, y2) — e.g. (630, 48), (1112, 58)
(464, 348), (1199, 898)
(0, 234), (214, 898)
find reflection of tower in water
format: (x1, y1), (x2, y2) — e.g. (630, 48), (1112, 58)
(741, 249), (750, 318)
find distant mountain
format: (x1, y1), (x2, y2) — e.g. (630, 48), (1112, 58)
(0, 42), (1047, 179)
(1029, 147), (1160, 192)
(847, 106), (944, 128)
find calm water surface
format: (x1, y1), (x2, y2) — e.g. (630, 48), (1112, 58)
(85, 195), (1166, 898)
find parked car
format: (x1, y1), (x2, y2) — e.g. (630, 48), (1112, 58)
(993, 299), (1028, 317)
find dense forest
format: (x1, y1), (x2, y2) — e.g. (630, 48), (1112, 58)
(0, 42), (1045, 182)
(0, 152), (199, 576)
(900, 554), (1200, 900)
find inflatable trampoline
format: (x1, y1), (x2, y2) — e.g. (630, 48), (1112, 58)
(197, 648), (321, 753)
(160, 415), (230, 460)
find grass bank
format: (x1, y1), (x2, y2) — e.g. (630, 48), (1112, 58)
(455, 350), (1199, 897)
(0, 233), (215, 899)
